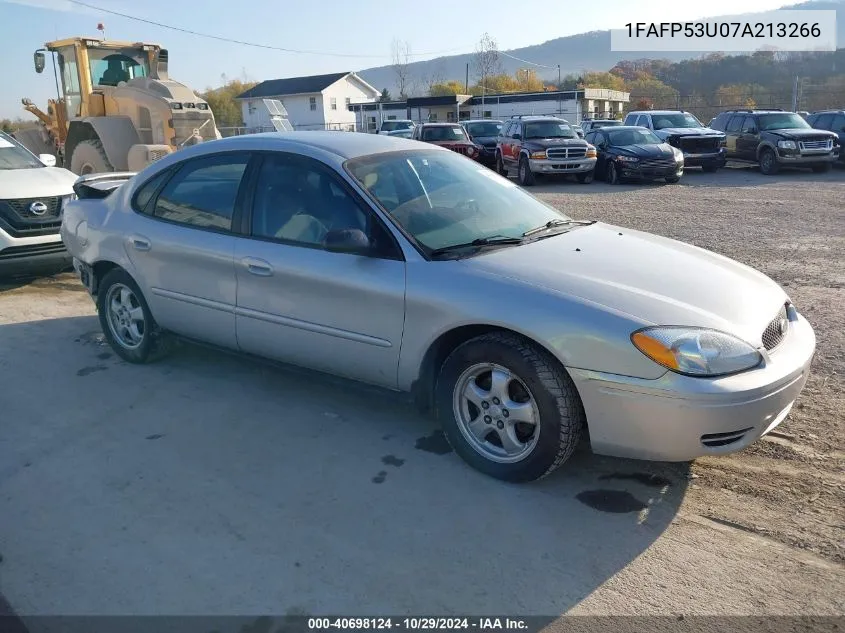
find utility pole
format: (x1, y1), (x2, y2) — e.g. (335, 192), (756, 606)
(465, 63), (469, 94)
(792, 76), (799, 111)
(557, 64), (562, 115)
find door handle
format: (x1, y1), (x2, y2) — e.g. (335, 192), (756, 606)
(241, 257), (273, 277)
(129, 235), (151, 251)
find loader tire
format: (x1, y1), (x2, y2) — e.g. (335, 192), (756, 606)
(70, 139), (113, 175)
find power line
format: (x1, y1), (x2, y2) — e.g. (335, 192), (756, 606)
(64, 0), (466, 59)
(498, 50), (557, 70)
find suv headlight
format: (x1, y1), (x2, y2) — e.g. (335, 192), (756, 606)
(631, 327), (762, 377)
(778, 140), (797, 150)
(529, 150), (547, 159)
(585, 145), (597, 158)
(671, 147), (684, 162)
(617, 155), (639, 162)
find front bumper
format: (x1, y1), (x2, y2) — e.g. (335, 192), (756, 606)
(529, 157), (597, 174)
(0, 227), (71, 278)
(478, 147), (497, 165)
(776, 149), (839, 164)
(620, 163), (684, 180)
(682, 148), (727, 167)
(568, 312), (816, 462)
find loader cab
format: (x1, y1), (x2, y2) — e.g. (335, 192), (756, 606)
(41, 38), (155, 119)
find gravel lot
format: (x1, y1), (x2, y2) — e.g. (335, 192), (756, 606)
(0, 163), (842, 623)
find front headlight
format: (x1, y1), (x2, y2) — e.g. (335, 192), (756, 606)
(585, 145), (597, 158)
(631, 327), (762, 377)
(672, 148), (684, 162)
(617, 155), (639, 162)
(778, 140), (797, 150)
(529, 150), (547, 159)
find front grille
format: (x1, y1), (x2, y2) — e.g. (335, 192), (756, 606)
(0, 241), (67, 260)
(0, 196), (64, 237)
(762, 304), (789, 351)
(799, 139), (832, 151)
(547, 147), (587, 160)
(701, 427), (753, 448)
(677, 136), (720, 153)
(172, 111), (215, 144)
(638, 159), (675, 169)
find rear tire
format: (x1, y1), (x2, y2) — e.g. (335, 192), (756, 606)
(96, 269), (171, 364)
(70, 139), (113, 175)
(435, 332), (585, 483)
(518, 156), (535, 186)
(576, 169), (595, 184)
(758, 148), (779, 175)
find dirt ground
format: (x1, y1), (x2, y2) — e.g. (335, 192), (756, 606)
(535, 164), (845, 564)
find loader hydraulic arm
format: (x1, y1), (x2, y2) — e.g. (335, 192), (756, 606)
(21, 98), (52, 127)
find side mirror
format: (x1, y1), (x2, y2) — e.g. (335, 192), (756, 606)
(324, 228), (371, 255)
(38, 153), (56, 167)
(513, 133), (521, 141)
(34, 50), (45, 74)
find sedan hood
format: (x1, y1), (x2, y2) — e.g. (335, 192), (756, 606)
(467, 223), (787, 345)
(616, 144), (676, 159)
(0, 166), (77, 198)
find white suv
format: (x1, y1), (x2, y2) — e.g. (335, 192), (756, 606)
(0, 131), (77, 277)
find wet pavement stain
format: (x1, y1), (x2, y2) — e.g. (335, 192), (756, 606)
(145, 434), (165, 441)
(415, 430), (453, 455)
(96, 352), (113, 360)
(76, 365), (108, 377)
(372, 471), (388, 484)
(599, 472), (672, 488)
(381, 455), (405, 467)
(576, 490), (648, 513)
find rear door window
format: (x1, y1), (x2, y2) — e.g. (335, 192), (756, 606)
(152, 153), (250, 231)
(814, 113), (835, 130)
(725, 116), (744, 134)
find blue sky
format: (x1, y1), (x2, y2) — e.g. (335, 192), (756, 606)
(0, 0), (789, 119)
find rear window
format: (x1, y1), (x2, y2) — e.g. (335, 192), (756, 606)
(421, 126), (467, 141)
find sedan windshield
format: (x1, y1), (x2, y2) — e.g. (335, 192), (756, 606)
(524, 121), (575, 139)
(758, 113), (811, 131)
(421, 126), (467, 141)
(651, 113), (702, 129)
(0, 133), (43, 170)
(607, 128), (663, 146)
(465, 121), (503, 137)
(346, 149), (569, 253)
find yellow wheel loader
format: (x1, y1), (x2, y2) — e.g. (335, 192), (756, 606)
(15, 36), (221, 175)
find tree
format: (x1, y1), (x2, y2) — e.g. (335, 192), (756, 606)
(579, 71), (627, 92)
(379, 88), (392, 102)
(0, 117), (38, 133)
(514, 69), (544, 92)
(627, 76), (679, 110)
(391, 39), (412, 100)
(472, 33), (502, 96)
(200, 77), (257, 128)
(429, 80), (465, 97)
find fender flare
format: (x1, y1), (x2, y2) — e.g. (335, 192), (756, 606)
(66, 117), (141, 171)
(756, 141), (778, 160)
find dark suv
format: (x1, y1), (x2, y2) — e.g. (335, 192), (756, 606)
(495, 116), (596, 185)
(710, 109), (839, 174)
(805, 110), (845, 163)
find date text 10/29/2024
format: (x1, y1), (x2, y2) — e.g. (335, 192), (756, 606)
(308, 618), (529, 631)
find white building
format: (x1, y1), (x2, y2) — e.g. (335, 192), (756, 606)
(350, 88), (631, 131)
(236, 72), (380, 132)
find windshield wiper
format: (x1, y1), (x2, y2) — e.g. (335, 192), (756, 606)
(522, 219), (594, 238)
(430, 236), (524, 257)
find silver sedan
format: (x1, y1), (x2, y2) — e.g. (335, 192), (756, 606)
(61, 132), (816, 482)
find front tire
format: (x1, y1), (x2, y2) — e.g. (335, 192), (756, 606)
(576, 169), (595, 184)
(606, 161), (620, 184)
(435, 332), (585, 483)
(69, 139), (113, 175)
(96, 269), (171, 364)
(517, 156), (535, 186)
(496, 152), (508, 177)
(759, 148), (779, 175)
